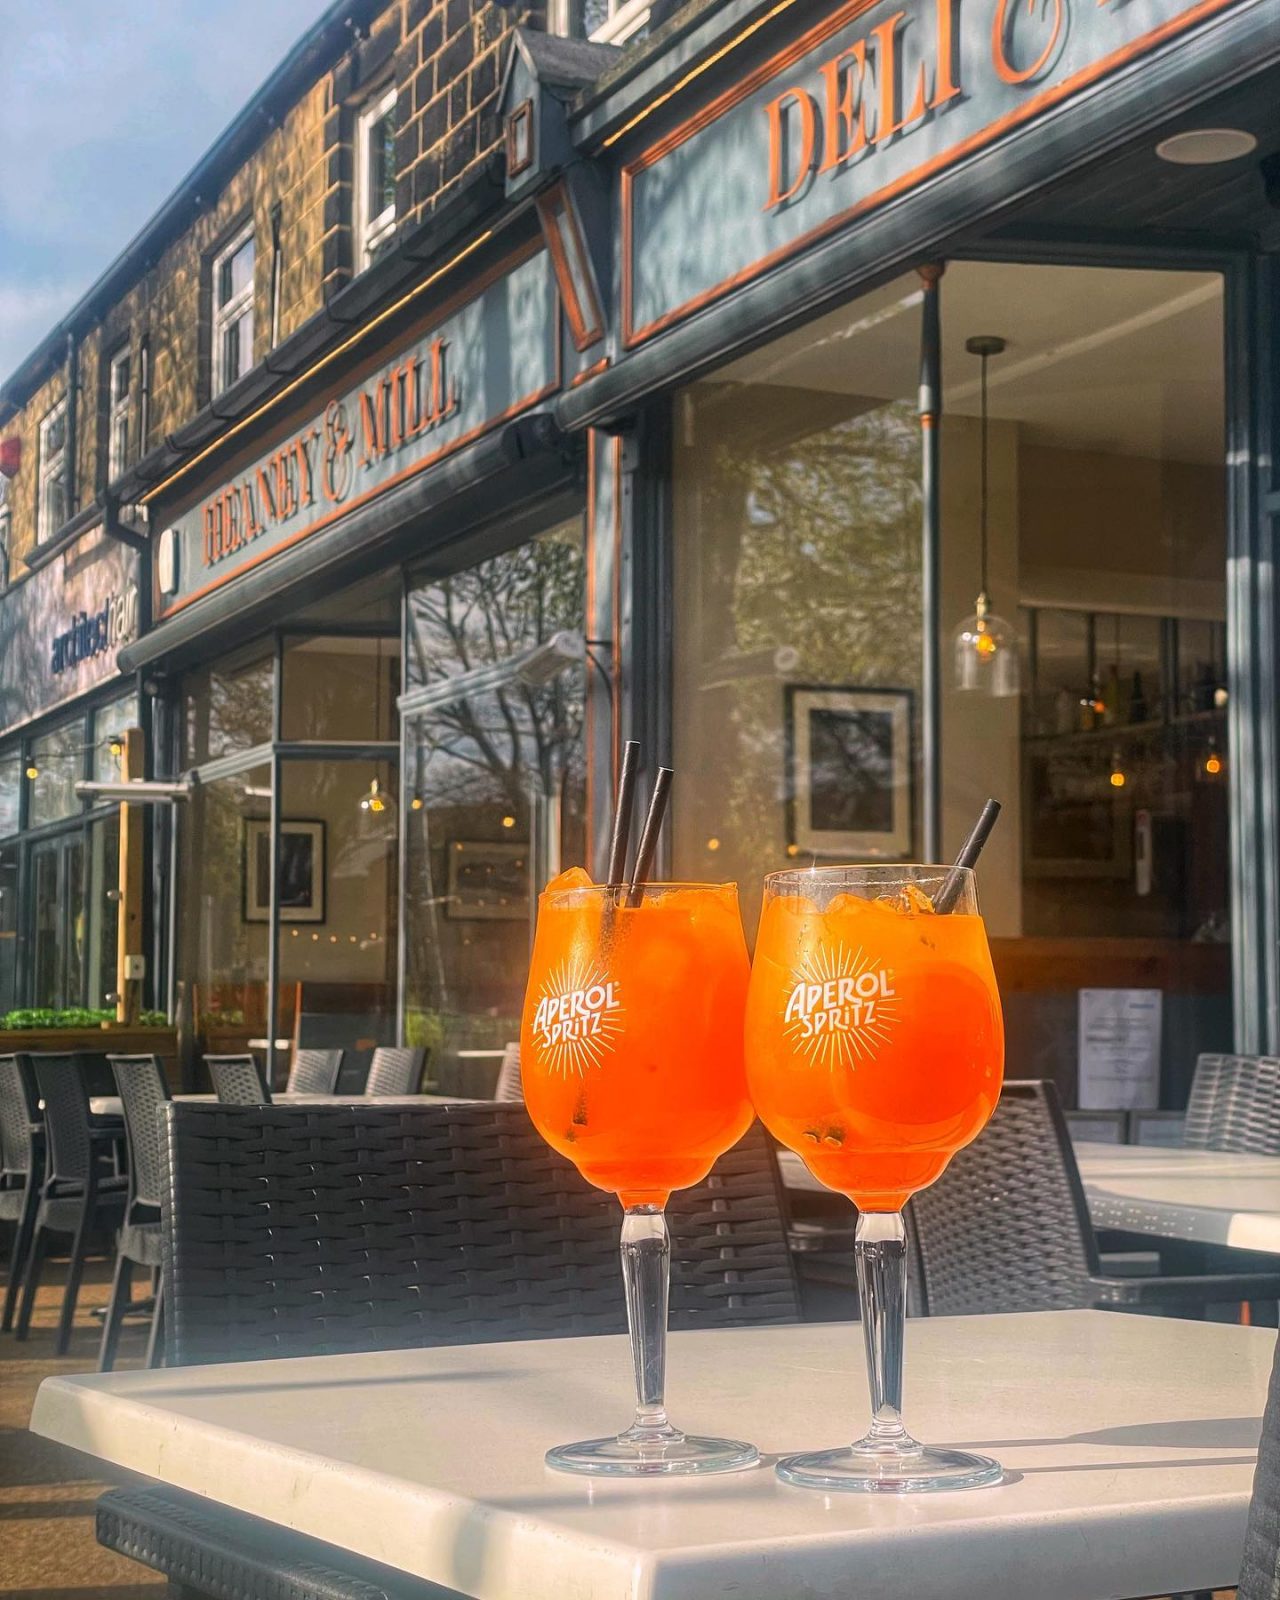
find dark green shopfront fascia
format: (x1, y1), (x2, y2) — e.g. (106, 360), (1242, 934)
(86, 0), (1280, 1101)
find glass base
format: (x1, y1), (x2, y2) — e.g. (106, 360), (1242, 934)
(777, 1438), (1002, 1494)
(547, 1426), (759, 1477)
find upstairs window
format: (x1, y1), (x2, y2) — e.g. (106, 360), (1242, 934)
(212, 225), (255, 396)
(0, 504), (10, 589)
(37, 398), (68, 543)
(551, 0), (649, 42)
(356, 87), (397, 269)
(107, 346), (131, 482)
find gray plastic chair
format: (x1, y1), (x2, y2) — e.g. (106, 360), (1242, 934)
(285, 1048), (343, 1096)
(100, 1055), (169, 1370)
(363, 1047), (425, 1097)
(1240, 1328), (1280, 1599)
(19, 1055), (128, 1353)
(0, 1053), (44, 1332)
(494, 1042), (523, 1102)
(206, 1054), (272, 1105)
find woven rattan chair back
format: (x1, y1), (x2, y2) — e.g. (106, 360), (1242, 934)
(285, 1048), (343, 1096)
(364, 1047), (424, 1097)
(494, 1042), (523, 1102)
(1240, 1326), (1280, 1600)
(162, 1103), (798, 1365)
(206, 1054), (272, 1105)
(0, 1054), (39, 1178)
(29, 1055), (96, 1183)
(907, 1080), (1099, 1315)
(1183, 1053), (1280, 1153)
(108, 1056), (171, 1210)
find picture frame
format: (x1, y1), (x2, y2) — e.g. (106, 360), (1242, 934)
(446, 839), (530, 920)
(244, 819), (326, 923)
(785, 685), (914, 860)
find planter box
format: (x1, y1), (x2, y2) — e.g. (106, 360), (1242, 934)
(0, 1027), (181, 1091)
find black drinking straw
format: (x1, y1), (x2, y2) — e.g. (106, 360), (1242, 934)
(933, 798), (1002, 915)
(626, 767), (673, 906)
(607, 741), (641, 887)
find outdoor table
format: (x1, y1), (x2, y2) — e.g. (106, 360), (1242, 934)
(778, 1144), (1280, 1254)
(31, 1310), (1269, 1600)
(87, 1091), (477, 1117)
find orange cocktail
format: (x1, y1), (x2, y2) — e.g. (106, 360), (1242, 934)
(745, 863), (1005, 1494)
(746, 881), (1003, 1211)
(520, 868), (757, 1477)
(523, 871), (753, 1208)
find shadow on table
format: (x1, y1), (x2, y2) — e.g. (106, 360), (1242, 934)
(152, 1367), (526, 1400)
(958, 1416), (1261, 1451)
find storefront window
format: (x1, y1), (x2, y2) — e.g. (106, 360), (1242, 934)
(92, 693), (139, 781)
(28, 722), (82, 829)
(182, 646), (273, 766)
(0, 846), (17, 1014)
(402, 519), (586, 1092)
(87, 813), (121, 1009)
(280, 634), (400, 742)
(31, 831), (86, 1007)
(672, 274), (924, 934)
(0, 751), (20, 839)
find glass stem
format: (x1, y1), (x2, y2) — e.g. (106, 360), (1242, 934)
(619, 1205), (683, 1443)
(854, 1210), (915, 1450)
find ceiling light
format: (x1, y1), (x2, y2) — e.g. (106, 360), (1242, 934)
(1155, 129), (1257, 166)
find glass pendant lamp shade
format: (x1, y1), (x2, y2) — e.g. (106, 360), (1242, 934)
(952, 335), (1020, 697)
(953, 593), (1020, 696)
(357, 775), (398, 840)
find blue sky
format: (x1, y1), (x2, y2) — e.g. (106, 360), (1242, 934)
(0, 1), (329, 382)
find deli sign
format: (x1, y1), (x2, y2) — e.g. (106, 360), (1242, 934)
(157, 243), (559, 614)
(623, 0), (1245, 343)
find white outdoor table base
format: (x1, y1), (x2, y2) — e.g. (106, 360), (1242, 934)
(31, 1311), (1268, 1600)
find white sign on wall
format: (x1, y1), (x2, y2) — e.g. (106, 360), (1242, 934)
(1078, 988), (1163, 1110)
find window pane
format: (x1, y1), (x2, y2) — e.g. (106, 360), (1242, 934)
(0, 845), (17, 1015)
(182, 647), (274, 767)
(93, 694), (139, 782)
(671, 275), (924, 935)
(29, 723), (82, 827)
(111, 354), (130, 404)
(280, 634), (400, 741)
(0, 751), (19, 838)
(218, 237), (254, 307)
(42, 406), (66, 456)
(87, 812), (121, 1008)
(372, 110), (395, 217)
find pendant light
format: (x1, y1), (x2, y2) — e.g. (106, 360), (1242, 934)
(953, 335), (1019, 697)
(357, 635), (397, 840)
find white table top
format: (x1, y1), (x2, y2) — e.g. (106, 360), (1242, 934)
(1075, 1140), (1280, 1252)
(31, 1311), (1270, 1600)
(89, 1092), (474, 1117)
(778, 1141), (1280, 1254)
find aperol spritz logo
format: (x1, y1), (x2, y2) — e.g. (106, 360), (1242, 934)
(782, 945), (898, 1067)
(530, 957), (624, 1076)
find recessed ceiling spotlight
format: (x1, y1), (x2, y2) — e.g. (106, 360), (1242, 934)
(1155, 128), (1258, 165)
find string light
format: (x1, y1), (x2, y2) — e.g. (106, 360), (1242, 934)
(501, 814), (516, 829)
(25, 764), (38, 780)
(706, 837), (721, 851)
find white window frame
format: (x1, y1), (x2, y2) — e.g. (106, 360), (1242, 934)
(37, 397), (68, 544)
(548, 0), (649, 42)
(211, 223), (256, 397)
(0, 503), (10, 590)
(356, 86), (398, 270)
(106, 345), (131, 483)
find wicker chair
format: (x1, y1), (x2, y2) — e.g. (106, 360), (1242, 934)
(1182, 1053), (1280, 1154)
(285, 1048), (344, 1096)
(1240, 1327), (1280, 1600)
(160, 1102), (798, 1365)
(18, 1055), (128, 1353)
(363, 1046), (425, 1097)
(95, 1103), (798, 1597)
(206, 1054), (272, 1105)
(99, 1055), (169, 1371)
(494, 1041), (523, 1102)
(909, 1080), (1280, 1315)
(0, 1054), (43, 1332)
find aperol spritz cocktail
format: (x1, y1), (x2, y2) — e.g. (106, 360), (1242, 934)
(745, 864), (1004, 1492)
(521, 868), (757, 1476)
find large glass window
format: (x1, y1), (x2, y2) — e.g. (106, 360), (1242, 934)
(182, 646), (273, 766)
(0, 750), (20, 839)
(280, 634), (399, 742)
(402, 520), (586, 1091)
(672, 274), (924, 935)
(92, 693), (138, 781)
(28, 721), (82, 829)
(211, 225), (255, 396)
(0, 845), (17, 1014)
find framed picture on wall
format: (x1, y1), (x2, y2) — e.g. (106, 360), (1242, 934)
(785, 686), (914, 860)
(244, 819), (326, 923)
(446, 840), (529, 920)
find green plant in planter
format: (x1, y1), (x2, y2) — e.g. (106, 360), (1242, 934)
(0, 1006), (171, 1030)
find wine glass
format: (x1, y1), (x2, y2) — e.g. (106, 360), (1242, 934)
(745, 863), (1005, 1492)
(521, 873), (758, 1475)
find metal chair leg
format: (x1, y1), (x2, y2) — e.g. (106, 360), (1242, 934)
(144, 1275), (165, 1370)
(15, 1222), (48, 1341)
(97, 1253), (133, 1372)
(55, 1202), (93, 1356)
(1, 1179), (38, 1332)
